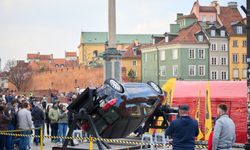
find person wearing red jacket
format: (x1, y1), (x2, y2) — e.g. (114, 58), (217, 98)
(207, 131), (214, 150)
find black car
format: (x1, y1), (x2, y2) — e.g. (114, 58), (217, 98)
(67, 78), (164, 139)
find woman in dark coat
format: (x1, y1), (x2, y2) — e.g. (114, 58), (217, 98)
(0, 105), (12, 149)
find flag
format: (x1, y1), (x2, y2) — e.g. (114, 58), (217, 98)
(161, 78), (176, 106)
(205, 81), (212, 140)
(195, 90), (204, 140)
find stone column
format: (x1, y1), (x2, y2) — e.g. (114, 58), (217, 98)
(108, 0), (116, 49)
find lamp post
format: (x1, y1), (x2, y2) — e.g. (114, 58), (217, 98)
(242, 1), (250, 149)
(103, 0), (121, 81)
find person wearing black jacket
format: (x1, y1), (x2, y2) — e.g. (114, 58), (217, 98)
(45, 105), (51, 136)
(5, 100), (18, 150)
(31, 101), (45, 146)
(0, 105), (12, 149)
(66, 110), (75, 146)
(165, 105), (199, 150)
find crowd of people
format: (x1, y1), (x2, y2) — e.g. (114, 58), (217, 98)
(0, 90), (238, 150)
(0, 91), (78, 150)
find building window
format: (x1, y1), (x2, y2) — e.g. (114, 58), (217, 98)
(220, 30), (225, 37)
(145, 53), (148, 62)
(198, 65), (205, 76)
(173, 65), (178, 77)
(211, 43), (217, 51)
(221, 57), (227, 65)
(243, 69), (247, 78)
(189, 49), (196, 59)
(211, 30), (216, 37)
(198, 49), (205, 59)
(236, 26), (243, 34)
(172, 49), (178, 60)
(189, 65), (196, 76)
(211, 57), (217, 65)
(132, 60), (137, 66)
(243, 54), (247, 63)
(198, 35), (203, 42)
(160, 50), (166, 61)
(233, 69), (239, 79)
(221, 71), (228, 80)
(202, 15), (206, 22)
(210, 16), (214, 22)
(211, 71), (218, 80)
(232, 54), (238, 63)
(134, 71), (137, 77)
(243, 40), (247, 47)
(160, 66), (166, 76)
(221, 43), (227, 51)
(93, 50), (98, 57)
(233, 40), (238, 47)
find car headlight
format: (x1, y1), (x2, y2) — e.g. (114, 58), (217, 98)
(106, 79), (124, 93)
(147, 81), (162, 94)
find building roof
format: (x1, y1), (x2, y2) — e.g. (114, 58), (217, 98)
(199, 6), (217, 12)
(169, 22), (206, 44)
(122, 44), (142, 58)
(27, 54), (39, 59)
(53, 59), (65, 65)
(65, 52), (77, 57)
(218, 6), (242, 35)
(80, 32), (162, 44)
(178, 13), (197, 20)
(27, 53), (53, 60)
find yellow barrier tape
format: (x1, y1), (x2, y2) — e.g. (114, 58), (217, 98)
(0, 127), (41, 133)
(0, 131), (207, 148)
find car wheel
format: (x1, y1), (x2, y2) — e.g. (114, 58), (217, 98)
(105, 78), (124, 93)
(147, 81), (163, 94)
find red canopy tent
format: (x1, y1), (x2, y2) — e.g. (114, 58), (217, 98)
(171, 81), (247, 143)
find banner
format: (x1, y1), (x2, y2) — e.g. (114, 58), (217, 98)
(161, 78), (176, 106)
(205, 81), (212, 140)
(195, 90), (204, 140)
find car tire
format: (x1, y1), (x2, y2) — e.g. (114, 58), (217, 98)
(146, 81), (163, 94)
(105, 78), (124, 93)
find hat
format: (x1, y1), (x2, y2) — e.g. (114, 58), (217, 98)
(179, 104), (189, 111)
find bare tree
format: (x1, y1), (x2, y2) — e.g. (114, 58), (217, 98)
(8, 61), (32, 91)
(4, 59), (17, 72)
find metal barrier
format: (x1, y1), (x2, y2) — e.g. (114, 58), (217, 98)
(0, 128), (208, 150)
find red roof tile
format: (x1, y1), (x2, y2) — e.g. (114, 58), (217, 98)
(27, 54), (39, 59)
(53, 59), (65, 65)
(218, 7), (242, 35)
(65, 52), (77, 57)
(200, 6), (217, 12)
(39, 55), (53, 60)
(122, 44), (141, 58)
(169, 22), (206, 44)
(27, 53), (53, 60)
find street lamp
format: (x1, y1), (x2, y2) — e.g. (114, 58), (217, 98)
(242, 2), (250, 149)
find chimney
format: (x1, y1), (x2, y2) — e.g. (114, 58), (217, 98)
(177, 13), (183, 20)
(164, 33), (169, 43)
(210, 1), (218, 7)
(228, 2), (237, 9)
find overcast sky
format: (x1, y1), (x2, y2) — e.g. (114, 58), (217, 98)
(0, 0), (246, 69)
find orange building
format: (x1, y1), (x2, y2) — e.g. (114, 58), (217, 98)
(121, 42), (142, 82)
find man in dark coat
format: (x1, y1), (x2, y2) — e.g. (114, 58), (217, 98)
(31, 101), (45, 146)
(165, 104), (199, 150)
